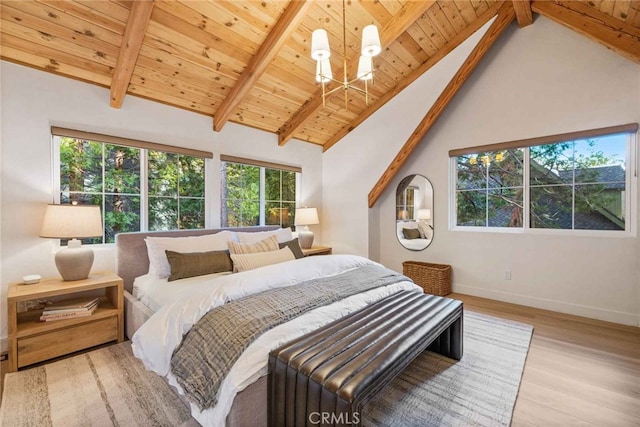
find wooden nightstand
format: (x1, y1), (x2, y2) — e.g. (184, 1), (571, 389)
(302, 246), (333, 256)
(7, 272), (124, 372)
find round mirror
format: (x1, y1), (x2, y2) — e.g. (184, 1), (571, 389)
(396, 175), (433, 251)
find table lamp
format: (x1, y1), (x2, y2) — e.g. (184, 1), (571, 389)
(40, 204), (103, 281)
(295, 207), (319, 249)
(417, 208), (431, 222)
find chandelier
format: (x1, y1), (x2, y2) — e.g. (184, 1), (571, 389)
(310, 0), (381, 110)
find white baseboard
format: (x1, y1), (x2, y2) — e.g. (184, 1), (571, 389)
(453, 284), (640, 327)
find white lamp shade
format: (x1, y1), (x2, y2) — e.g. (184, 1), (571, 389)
(361, 25), (381, 57)
(311, 29), (331, 60)
(40, 204), (103, 239)
(315, 58), (333, 83)
(294, 207), (319, 226)
(357, 56), (373, 81)
(417, 208), (431, 220)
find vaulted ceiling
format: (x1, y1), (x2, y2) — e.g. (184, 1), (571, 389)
(1, 1), (638, 151)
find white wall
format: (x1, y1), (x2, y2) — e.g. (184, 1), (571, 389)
(323, 17), (640, 326)
(0, 62), (323, 341)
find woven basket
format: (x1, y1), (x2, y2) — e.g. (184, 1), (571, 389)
(402, 261), (452, 296)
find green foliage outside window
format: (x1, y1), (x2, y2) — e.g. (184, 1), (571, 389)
(221, 161), (297, 228)
(58, 136), (205, 243)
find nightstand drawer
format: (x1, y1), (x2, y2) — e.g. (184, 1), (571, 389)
(17, 316), (118, 368)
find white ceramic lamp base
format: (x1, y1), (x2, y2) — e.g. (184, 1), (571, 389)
(298, 227), (314, 249)
(55, 240), (94, 281)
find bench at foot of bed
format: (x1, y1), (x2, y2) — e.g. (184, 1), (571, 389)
(268, 290), (463, 427)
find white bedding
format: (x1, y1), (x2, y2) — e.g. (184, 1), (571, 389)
(133, 271), (233, 313)
(399, 238), (431, 250)
(131, 254), (420, 427)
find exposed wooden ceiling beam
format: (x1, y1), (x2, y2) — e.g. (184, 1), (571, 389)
(368, 3), (516, 208)
(322, 1), (504, 152)
(532, 1), (640, 64)
(213, 0), (314, 132)
(512, 0), (533, 27)
(110, 0), (155, 108)
(277, 0), (438, 146)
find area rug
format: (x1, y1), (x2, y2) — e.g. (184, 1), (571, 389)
(0, 311), (532, 427)
(0, 343), (198, 427)
(362, 311), (533, 426)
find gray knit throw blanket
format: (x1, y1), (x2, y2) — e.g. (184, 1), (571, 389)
(170, 264), (410, 410)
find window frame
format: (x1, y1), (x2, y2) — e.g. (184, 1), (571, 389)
(52, 128), (212, 245)
(219, 156), (301, 229)
(449, 127), (637, 237)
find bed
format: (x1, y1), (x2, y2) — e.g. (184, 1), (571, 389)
(396, 220), (431, 250)
(116, 227), (421, 426)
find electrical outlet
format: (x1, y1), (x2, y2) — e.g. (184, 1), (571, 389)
(503, 270), (512, 280)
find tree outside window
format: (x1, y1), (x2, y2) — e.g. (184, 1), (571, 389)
(453, 132), (629, 232)
(57, 136), (205, 243)
(221, 161), (298, 228)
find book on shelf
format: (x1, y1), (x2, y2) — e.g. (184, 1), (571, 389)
(40, 304), (98, 322)
(43, 297), (100, 312)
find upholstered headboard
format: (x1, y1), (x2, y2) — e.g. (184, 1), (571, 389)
(115, 226), (279, 293)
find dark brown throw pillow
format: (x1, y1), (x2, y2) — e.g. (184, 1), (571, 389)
(278, 238), (305, 259)
(402, 228), (421, 240)
(165, 250), (233, 282)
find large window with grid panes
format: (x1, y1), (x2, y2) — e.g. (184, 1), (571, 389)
(452, 125), (636, 233)
(53, 129), (209, 244)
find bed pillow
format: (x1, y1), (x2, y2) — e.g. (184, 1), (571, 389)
(278, 238), (304, 259)
(230, 247), (295, 272)
(165, 250), (233, 282)
(145, 231), (234, 278)
(227, 234), (279, 255)
(417, 222), (431, 239)
(402, 228), (421, 240)
(236, 228), (293, 244)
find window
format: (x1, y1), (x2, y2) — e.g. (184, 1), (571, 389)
(456, 149), (524, 227)
(54, 128), (210, 244)
(220, 156), (299, 228)
(396, 186), (416, 220)
(451, 124), (636, 233)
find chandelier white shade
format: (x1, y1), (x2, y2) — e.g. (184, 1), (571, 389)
(357, 56), (373, 81)
(315, 58), (333, 83)
(361, 25), (382, 57)
(311, 0), (381, 109)
(311, 29), (331, 60)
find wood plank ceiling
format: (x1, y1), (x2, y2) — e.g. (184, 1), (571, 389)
(1, 1), (639, 151)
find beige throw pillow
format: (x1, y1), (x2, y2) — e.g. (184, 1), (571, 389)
(231, 247), (295, 272)
(227, 234), (280, 255)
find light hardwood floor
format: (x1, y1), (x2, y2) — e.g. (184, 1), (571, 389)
(450, 293), (640, 427)
(0, 295), (638, 425)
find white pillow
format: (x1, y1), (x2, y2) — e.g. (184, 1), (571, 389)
(237, 228), (293, 244)
(145, 231), (235, 278)
(230, 247), (295, 272)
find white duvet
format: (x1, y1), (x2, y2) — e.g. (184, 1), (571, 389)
(132, 254), (420, 427)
